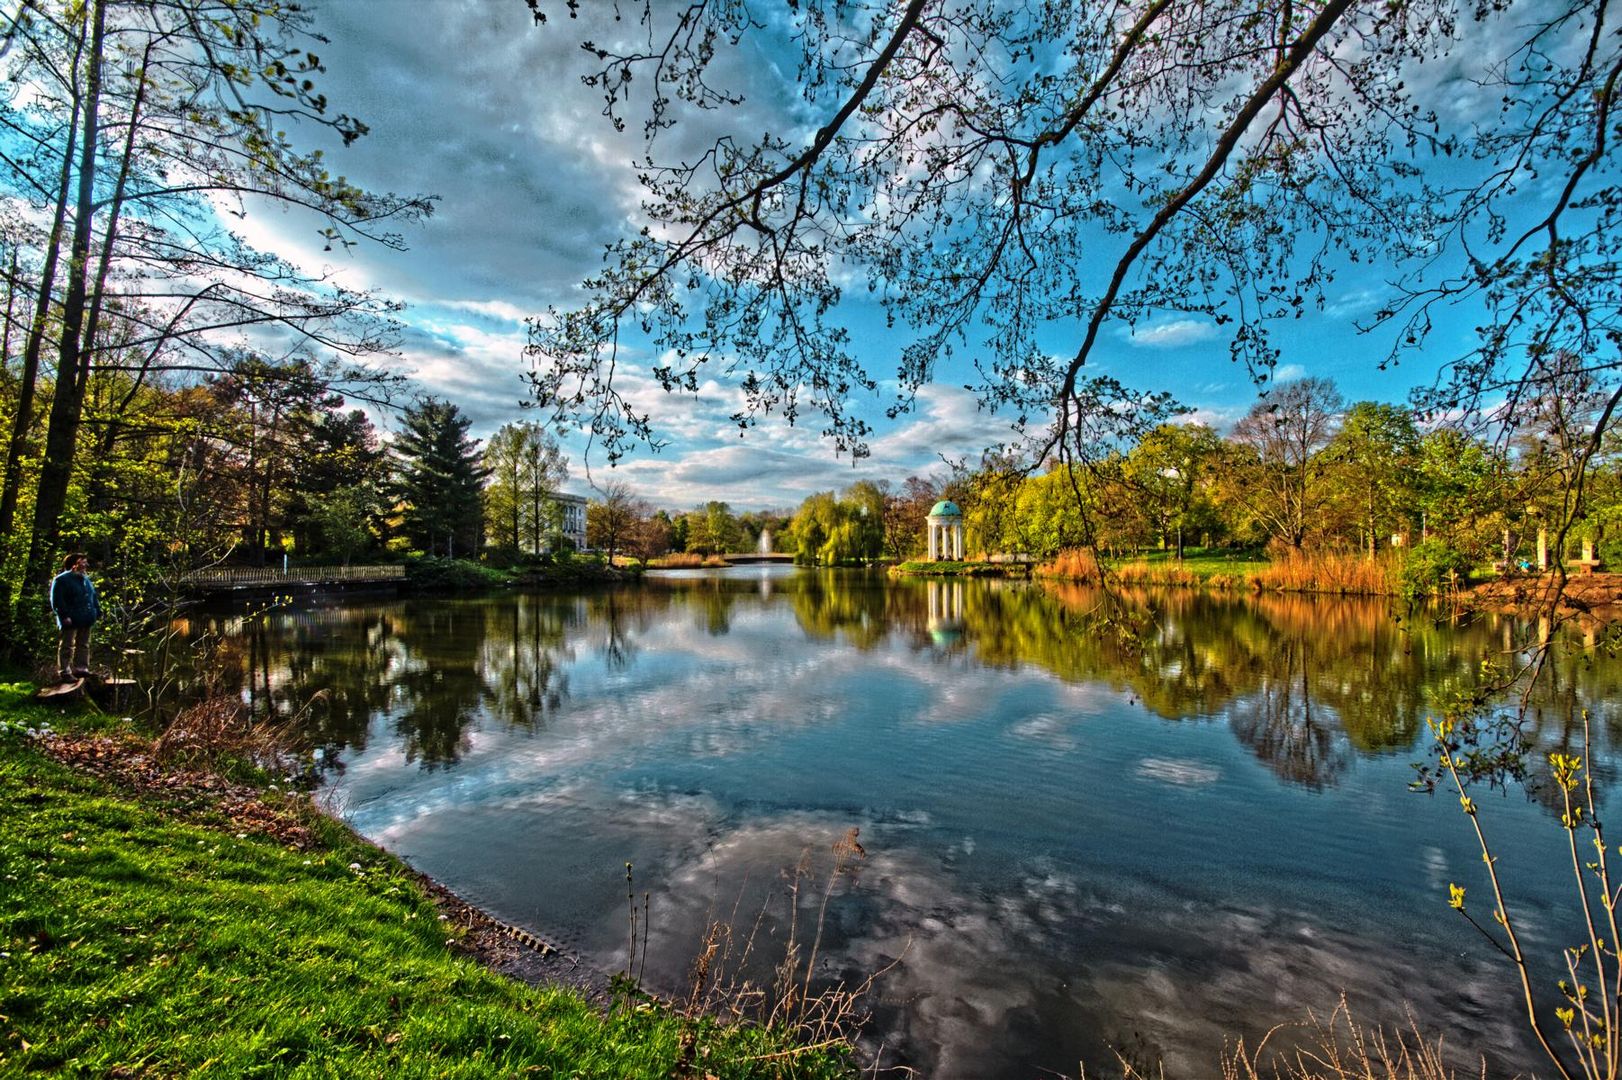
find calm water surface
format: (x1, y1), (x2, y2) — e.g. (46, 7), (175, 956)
(210, 568), (1620, 1078)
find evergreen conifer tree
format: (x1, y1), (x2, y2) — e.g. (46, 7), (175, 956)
(392, 400), (486, 559)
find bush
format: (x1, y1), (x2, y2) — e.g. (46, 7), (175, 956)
(1035, 548), (1102, 582)
(1398, 539), (1472, 601)
(402, 556), (509, 591)
(1252, 549), (1396, 595)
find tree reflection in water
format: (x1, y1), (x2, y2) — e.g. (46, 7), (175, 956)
(196, 573), (1615, 793)
(385, 601), (494, 767)
(482, 594), (573, 732)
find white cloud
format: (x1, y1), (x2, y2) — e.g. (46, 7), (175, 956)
(440, 298), (531, 324)
(1323, 287), (1382, 319)
(869, 385), (1031, 464)
(581, 383), (1029, 510)
(1122, 318), (1219, 349)
(1182, 405), (1245, 432)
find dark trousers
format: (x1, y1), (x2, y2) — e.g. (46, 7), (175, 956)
(57, 624), (90, 675)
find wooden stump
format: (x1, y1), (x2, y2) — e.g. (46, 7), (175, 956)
(32, 674), (138, 709)
(88, 677), (138, 710)
(35, 678), (85, 702)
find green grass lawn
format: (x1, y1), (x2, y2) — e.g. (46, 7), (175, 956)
(0, 687), (851, 1078)
(1107, 548), (1270, 579)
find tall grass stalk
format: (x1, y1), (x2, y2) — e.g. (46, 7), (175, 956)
(1199, 996), (1476, 1080)
(672, 828), (901, 1070)
(650, 553), (731, 569)
(1251, 552), (1397, 595)
(1038, 548), (1103, 583)
(1431, 706), (1616, 1080)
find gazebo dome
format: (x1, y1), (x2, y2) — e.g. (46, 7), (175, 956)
(924, 500), (964, 561)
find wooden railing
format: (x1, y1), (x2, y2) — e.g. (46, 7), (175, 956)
(184, 564), (407, 588)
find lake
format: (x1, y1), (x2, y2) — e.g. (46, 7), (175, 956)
(203, 567), (1615, 1078)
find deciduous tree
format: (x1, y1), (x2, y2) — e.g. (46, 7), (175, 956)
(0, 0), (430, 626)
(586, 480), (640, 561)
(1226, 378), (1344, 552)
(1323, 402), (1420, 558)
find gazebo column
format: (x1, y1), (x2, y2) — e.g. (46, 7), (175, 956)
(928, 524), (937, 560)
(952, 524), (962, 560)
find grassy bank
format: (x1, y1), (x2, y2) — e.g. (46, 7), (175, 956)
(404, 555), (636, 592)
(0, 687), (850, 1078)
(643, 553), (731, 569)
(892, 560), (1026, 577)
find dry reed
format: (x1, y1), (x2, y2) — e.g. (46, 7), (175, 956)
(669, 827), (903, 1075)
(1113, 562), (1203, 589)
(1251, 552), (1396, 596)
(650, 552), (731, 569)
(1039, 547), (1400, 596)
(1205, 997), (1481, 1080)
(152, 694), (308, 772)
(1038, 548), (1104, 583)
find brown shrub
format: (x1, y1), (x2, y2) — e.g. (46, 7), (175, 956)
(1252, 552), (1396, 595)
(1037, 548), (1103, 583)
(152, 695), (303, 771)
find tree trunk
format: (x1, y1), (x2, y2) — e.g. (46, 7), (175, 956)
(530, 477), (541, 554)
(1366, 488), (1377, 559)
(1, 250), (17, 383)
(76, 54), (151, 576)
(0, 19), (86, 611)
(510, 464), (520, 550)
(25, 0), (106, 599)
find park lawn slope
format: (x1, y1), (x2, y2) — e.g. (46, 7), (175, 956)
(0, 691), (849, 1079)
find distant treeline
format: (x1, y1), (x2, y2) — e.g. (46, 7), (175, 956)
(779, 377), (1617, 582)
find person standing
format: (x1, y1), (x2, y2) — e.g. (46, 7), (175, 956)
(49, 553), (100, 681)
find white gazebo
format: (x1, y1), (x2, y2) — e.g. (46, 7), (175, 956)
(926, 500), (964, 561)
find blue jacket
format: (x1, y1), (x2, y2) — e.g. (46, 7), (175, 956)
(50, 571), (99, 627)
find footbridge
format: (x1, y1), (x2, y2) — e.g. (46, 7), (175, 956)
(183, 564), (406, 598)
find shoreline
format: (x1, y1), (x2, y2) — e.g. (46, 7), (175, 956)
(895, 558), (1622, 614)
(39, 726), (620, 1003)
(2, 700), (855, 1077)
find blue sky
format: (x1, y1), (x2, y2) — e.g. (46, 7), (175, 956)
(236, 0), (1492, 511)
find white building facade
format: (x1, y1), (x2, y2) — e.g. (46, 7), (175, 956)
(553, 492), (588, 552)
